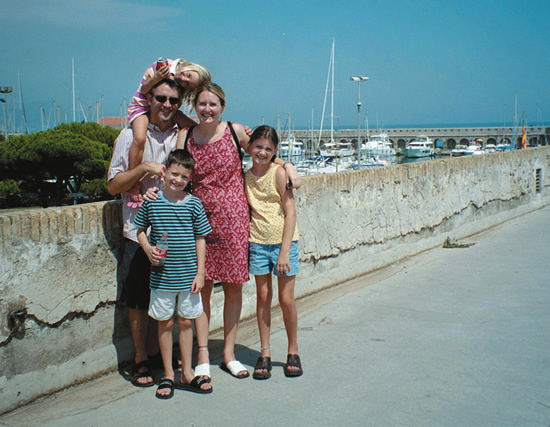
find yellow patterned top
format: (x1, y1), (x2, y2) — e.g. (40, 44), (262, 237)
(245, 164), (299, 245)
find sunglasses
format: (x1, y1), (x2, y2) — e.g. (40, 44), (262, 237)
(153, 95), (180, 105)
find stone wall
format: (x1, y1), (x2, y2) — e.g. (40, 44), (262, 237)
(1, 147), (549, 414)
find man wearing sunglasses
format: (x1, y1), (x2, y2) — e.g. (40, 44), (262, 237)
(107, 79), (185, 388)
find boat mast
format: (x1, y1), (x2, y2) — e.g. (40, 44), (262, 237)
(330, 39), (334, 146)
(512, 95), (518, 148)
(287, 112), (291, 162)
(318, 40), (333, 152)
(18, 73), (29, 134)
(310, 108), (314, 158)
(502, 105), (506, 145)
(72, 58), (76, 123)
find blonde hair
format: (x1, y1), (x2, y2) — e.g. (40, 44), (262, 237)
(175, 59), (212, 107)
(193, 83), (226, 108)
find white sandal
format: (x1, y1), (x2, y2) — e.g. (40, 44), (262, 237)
(220, 360), (249, 379)
(194, 363), (211, 380)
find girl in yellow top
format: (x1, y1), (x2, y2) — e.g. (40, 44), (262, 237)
(244, 125), (303, 380)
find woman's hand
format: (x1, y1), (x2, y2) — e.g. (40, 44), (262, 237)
(143, 185), (160, 201)
(284, 163), (301, 189)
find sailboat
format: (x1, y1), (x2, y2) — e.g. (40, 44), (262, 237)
(317, 39), (355, 162)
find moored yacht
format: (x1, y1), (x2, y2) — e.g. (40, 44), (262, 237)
(320, 141), (355, 158)
(361, 132), (395, 157)
(279, 135), (305, 162)
(403, 135), (435, 158)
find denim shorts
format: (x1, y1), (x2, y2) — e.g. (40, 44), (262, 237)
(148, 289), (203, 321)
(249, 241), (299, 277)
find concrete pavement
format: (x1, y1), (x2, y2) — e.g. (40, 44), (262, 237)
(1, 205), (549, 426)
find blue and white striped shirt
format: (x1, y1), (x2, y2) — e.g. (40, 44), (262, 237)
(134, 193), (212, 291)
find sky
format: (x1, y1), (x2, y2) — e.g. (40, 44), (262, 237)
(1, 0), (549, 134)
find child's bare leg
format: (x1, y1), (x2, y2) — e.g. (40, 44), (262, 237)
(255, 274), (273, 358)
(278, 275), (299, 358)
(127, 115), (149, 202)
(157, 317), (175, 397)
(178, 317), (194, 382)
(178, 281), (212, 372)
(130, 115), (149, 170)
(254, 274), (273, 378)
(179, 316), (212, 391)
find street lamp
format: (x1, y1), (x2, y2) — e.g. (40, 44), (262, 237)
(0, 86), (13, 139)
(350, 76), (368, 163)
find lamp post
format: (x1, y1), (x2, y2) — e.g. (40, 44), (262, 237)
(0, 86), (13, 139)
(350, 76), (368, 163)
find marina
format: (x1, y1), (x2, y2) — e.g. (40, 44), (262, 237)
(262, 124), (550, 176)
(284, 124), (549, 156)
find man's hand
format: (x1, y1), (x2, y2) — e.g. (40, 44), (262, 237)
(141, 161), (166, 180)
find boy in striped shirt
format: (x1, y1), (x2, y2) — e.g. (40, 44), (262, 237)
(135, 149), (213, 399)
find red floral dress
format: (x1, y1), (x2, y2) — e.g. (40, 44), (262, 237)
(186, 125), (250, 283)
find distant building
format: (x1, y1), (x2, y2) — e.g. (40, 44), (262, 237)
(98, 116), (128, 130)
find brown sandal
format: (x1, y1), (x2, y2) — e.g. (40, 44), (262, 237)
(284, 354), (303, 377)
(253, 356), (272, 380)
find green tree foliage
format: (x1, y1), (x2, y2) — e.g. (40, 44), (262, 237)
(0, 122), (119, 208)
(56, 122), (120, 148)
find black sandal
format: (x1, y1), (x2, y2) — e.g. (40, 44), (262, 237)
(253, 356), (272, 380)
(284, 354), (303, 377)
(131, 360), (155, 387)
(155, 378), (175, 400)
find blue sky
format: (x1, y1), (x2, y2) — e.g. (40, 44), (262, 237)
(1, 0), (549, 134)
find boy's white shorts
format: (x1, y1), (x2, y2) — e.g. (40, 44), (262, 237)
(148, 289), (203, 320)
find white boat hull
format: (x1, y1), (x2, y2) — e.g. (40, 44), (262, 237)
(403, 148), (435, 158)
(319, 148), (355, 158)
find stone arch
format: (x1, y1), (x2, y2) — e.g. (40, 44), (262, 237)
(447, 138), (457, 149)
(459, 138), (469, 146)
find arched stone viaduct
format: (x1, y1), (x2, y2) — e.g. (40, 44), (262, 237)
(291, 126), (549, 155)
